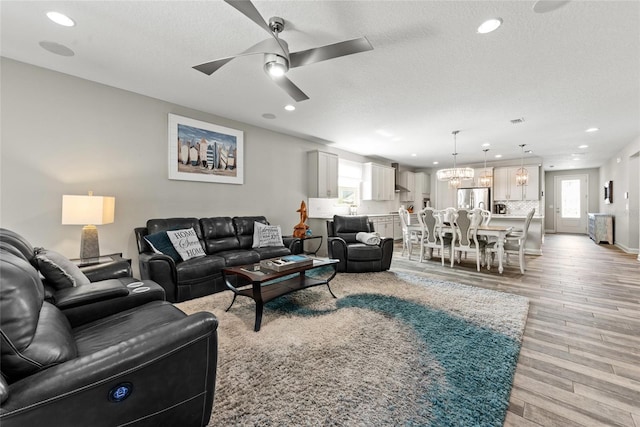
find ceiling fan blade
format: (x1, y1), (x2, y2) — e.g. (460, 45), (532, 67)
(224, 0), (288, 57)
(269, 75), (309, 102)
(289, 37), (373, 69)
(193, 39), (281, 75)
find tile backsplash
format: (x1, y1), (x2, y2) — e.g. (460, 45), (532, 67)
(498, 200), (541, 215)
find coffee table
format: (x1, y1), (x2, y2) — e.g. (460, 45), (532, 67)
(222, 258), (339, 331)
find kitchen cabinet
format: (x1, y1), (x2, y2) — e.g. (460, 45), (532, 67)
(415, 172), (430, 196)
(308, 151), (338, 198)
(399, 171), (415, 202)
(370, 215), (394, 238)
(362, 163), (395, 201)
(493, 165), (539, 201)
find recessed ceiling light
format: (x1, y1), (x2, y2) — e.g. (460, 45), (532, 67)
(585, 127), (599, 132)
(284, 104), (295, 111)
(494, 154), (503, 158)
(481, 143), (491, 147)
(375, 129), (393, 137)
(578, 144), (589, 149)
(433, 161), (439, 165)
(573, 158), (580, 161)
(477, 18), (503, 34)
(410, 153), (417, 157)
(47, 11), (75, 27)
(525, 150), (533, 154)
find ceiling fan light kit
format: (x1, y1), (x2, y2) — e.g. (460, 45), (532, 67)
(193, 0), (373, 102)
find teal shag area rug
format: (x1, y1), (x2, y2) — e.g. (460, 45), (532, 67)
(177, 271), (529, 426)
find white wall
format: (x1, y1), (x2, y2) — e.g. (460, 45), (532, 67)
(0, 58), (394, 272)
(543, 168), (600, 232)
(598, 136), (640, 255)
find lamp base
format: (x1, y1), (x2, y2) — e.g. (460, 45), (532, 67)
(80, 225), (100, 262)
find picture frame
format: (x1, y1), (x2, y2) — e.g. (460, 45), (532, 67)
(168, 113), (243, 184)
(604, 180), (613, 204)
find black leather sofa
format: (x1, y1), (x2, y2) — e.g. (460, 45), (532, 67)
(0, 243), (218, 426)
(135, 216), (302, 302)
(0, 228), (165, 327)
(326, 215), (394, 273)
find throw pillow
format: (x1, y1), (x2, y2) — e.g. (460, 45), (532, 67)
(144, 231), (181, 262)
(252, 222), (284, 248)
(34, 248), (91, 289)
(166, 228), (206, 261)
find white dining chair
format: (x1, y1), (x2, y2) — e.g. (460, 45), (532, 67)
(417, 207), (451, 265)
(450, 208), (486, 272)
(398, 207), (420, 258)
(486, 208), (535, 274)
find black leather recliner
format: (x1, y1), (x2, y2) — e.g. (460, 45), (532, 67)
(0, 247), (218, 427)
(0, 228), (165, 327)
(326, 215), (394, 273)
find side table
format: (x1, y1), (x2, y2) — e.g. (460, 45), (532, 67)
(70, 252), (131, 267)
(71, 253), (132, 279)
(287, 235), (323, 256)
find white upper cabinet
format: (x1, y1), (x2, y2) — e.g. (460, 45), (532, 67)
(308, 151), (339, 198)
(362, 163), (395, 201)
(399, 171), (415, 202)
(493, 165), (539, 200)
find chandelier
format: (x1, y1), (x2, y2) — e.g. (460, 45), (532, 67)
(436, 130), (474, 189)
(515, 144), (528, 186)
(479, 148), (492, 187)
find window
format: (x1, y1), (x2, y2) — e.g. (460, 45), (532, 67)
(561, 179), (581, 218)
(338, 159), (362, 205)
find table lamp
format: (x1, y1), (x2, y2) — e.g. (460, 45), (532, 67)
(62, 192), (115, 261)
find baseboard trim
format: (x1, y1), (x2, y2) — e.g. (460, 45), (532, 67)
(615, 242), (639, 255)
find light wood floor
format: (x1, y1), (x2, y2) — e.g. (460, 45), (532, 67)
(390, 233), (640, 427)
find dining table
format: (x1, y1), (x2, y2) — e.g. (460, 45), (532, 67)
(407, 224), (514, 274)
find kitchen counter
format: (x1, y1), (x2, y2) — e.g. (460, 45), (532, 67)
(488, 215), (544, 255)
(491, 214), (544, 219)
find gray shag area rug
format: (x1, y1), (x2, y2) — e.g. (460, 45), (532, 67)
(176, 270), (529, 426)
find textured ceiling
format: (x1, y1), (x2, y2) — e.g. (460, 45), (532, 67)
(1, 1), (638, 170)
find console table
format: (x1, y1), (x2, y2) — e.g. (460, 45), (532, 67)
(588, 213), (614, 244)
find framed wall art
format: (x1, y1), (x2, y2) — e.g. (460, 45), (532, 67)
(168, 113), (244, 184)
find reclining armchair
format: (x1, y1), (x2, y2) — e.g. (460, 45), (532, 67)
(0, 247), (218, 427)
(326, 215), (394, 273)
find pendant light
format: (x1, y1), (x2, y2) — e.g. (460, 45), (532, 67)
(479, 148), (492, 187)
(436, 130), (474, 189)
(515, 144), (528, 186)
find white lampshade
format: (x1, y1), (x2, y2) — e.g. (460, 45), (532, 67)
(62, 195), (115, 225)
(62, 193), (115, 260)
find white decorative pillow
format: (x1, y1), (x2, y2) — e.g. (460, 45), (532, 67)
(166, 228), (206, 261)
(252, 222), (284, 248)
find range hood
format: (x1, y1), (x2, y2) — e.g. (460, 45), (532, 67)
(391, 163), (410, 193)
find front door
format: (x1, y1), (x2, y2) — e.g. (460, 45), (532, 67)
(554, 174), (588, 233)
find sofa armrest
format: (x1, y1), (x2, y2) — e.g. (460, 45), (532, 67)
(53, 279), (129, 309)
(283, 236), (302, 255)
(138, 252), (179, 302)
(379, 237), (395, 271)
(80, 260), (131, 282)
(1, 312), (218, 427)
(327, 237), (348, 272)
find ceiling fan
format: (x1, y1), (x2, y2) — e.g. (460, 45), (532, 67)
(193, 0), (373, 102)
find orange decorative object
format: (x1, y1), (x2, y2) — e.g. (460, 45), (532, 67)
(293, 200), (310, 238)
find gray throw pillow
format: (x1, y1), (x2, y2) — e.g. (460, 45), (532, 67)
(34, 248), (90, 289)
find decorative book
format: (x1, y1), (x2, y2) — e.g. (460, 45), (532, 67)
(259, 255), (313, 272)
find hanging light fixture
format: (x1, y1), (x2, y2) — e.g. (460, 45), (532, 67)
(515, 144), (528, 186)
(479, 148), (492, 187)
(436, 130), (474, 188)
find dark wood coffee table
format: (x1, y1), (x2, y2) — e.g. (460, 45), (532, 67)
(222, 258), (338, 331)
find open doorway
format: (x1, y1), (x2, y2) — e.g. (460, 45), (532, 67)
(554, 174), (589, 234)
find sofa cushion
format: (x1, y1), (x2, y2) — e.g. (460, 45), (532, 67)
(166, 228), (206, 261)
(0, 228), (37, 265)
(215, 249), (260, 267)
(347, 244), (383, 261)
(176, 255), (226, 283)
(1, 250), (77, 382)
(34, 248), (91, 289)
(333, 215), (372, 244)
(252, 222), (284, 248)
(253, 246), (291, 260)
(147, 218), (203, 238)
(200, 217), (240, 254)
(233, 216), (268, 249)
(144, 231), (181, 262)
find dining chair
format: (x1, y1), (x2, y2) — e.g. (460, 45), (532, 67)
(450, 208), (486, 271)
(398, 207), (420, 259)
(417, 207), (451, 265)
(486, 208), (535, 274)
